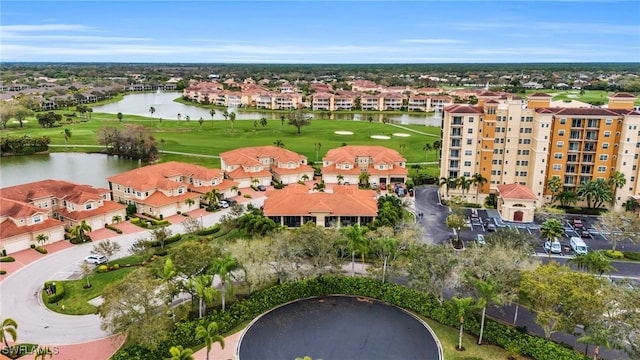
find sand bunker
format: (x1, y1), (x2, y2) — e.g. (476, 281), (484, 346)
(392, 133), (410, 137)
(371, 135), (391, 140)
(334, 131), (354, 135)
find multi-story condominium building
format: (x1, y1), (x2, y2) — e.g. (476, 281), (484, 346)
(408, 95), (430, 112)
(312, 93), (332, 111)
(1, 180), (126, 252)
(360, 94), (382, 111)
(107, 162), (211, 219)
(383, 93), (403, 111)
(273, 93), (301, 110)
(334, 92), (355, 111)
(321, 145), (408, 185)
(263, 184), (377, 228)
(220, 146), (314, 187)
(439, 92), (640, 221)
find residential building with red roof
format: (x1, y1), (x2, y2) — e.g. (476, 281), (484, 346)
(220, 146), (314, 187)
(262, 184), (377, 228)
(0, 180), (125, 253)
(107, 162), (231, 218)
(439, 92), (640, 215)
(321, 145), (407, 186)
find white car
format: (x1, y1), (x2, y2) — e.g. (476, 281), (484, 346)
(84, 254), (107, 265)
(217, 201), (229, 208)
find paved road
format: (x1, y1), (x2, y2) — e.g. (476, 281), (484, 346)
(414, 186), (452, 244)
(0, 198), (264, 345)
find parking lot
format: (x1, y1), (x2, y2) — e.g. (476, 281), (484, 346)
(460, 209), (640, 255)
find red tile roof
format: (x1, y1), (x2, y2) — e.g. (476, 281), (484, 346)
(444, 104), (484, 114)
(107, 161), (222, 191)
(609, 93), (637, 98)
(527, 92), (553, 98)
(0, 180), (109, 204)
(56, 200), (126, 220)
(497, 183), (538, 200)
(323, 146), (406, 165)
(0, 217), (64, 239)
(0, 198), (45, 218)
(263, 187), (377, 216)
(220, 146), (308, 167)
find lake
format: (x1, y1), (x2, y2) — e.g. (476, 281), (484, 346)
(93, 92), (443, 126)
(0, 153), (143, 189)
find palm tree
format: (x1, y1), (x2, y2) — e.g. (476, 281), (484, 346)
(336, 174), (344, 185)
(457, 176), (472, 199)
(72, 220), (92, 243)
(623, 197), (640, 212)
(422, 143), (432, 163)
(367, 116), (373, 136)
(222, 111), (229, 121)
(177, 113), (181, 121)
(185, 115), (191, 122)
(313, 180), (326, 192)
(608, 171), (626, 205)
(195, 322), (225, 360)
(117, 112), (123, 122)
(230, 185), (239, 196)
(472, 278), (503, 345)
(204, 189), (222, 206)
(61, 128), (71, 150)
(432, 140), (441, 160)
(209, 254), (240, 312)
(314, 142), (322, 162)
(358, 172), (370, 187)
(273, 139), (285, 148)
(229, 112), (236, 130)
(168, 345), (194, 360)
(36, 233), (48, 247)
(451, 297), (474, 351)
(260, 117), (267, 127)
(301, 174), (310, 182)
(568, 251), (616, 276)
(198, 117), (204, 130)
(280, 114), (285, 130)
(540, 218), (564, 257)
(112, 215), (122, 224)
(189, 274), (215, 318)
(471, 173), (487, 204)
(1, 318), (18, 348)
(341, 224), (369, 276)
(577, 179), (612, 209)
(184, 198), (195, 211)
(545, 176), (563, 203)
(149, 106), (155, 118)
(375, 236), (397, 283)
(209, 108), (216, 120)
(438, 176), (457, 197)
(556, 190), (579, 208)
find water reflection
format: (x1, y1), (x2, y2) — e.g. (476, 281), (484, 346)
(94, 92), (442, 126)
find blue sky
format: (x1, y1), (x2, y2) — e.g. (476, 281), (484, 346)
(2, 1), (639, 63)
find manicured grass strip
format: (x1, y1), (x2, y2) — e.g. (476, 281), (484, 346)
(42, 267), (135, 315)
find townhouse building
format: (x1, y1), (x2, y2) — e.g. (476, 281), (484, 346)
(107, 162), (229, 219)
(321, 146), (408, 186)
(262, 184), (377, 228)
(0, 180), (126, 252)
(439, 92), (640, 221)
(220, 146), (314, 187)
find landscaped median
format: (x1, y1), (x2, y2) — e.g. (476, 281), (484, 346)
(112, 276), (589, 360)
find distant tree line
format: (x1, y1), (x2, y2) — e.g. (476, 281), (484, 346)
(0, 135), (50, 155)
(97, 124), (159, 162)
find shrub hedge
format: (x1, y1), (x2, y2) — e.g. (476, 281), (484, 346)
(0, 270), (6, 275)
(0, 256), (15, 262)
(105, 224), (123, 234)
(112, 276), (589, 360)
(34, 246), (47, 254)
(43, 281), (65, 303)
(196, 224), (221, 236)
(149, 234), (182, 248)
(622, 251), (640, 261)
(604, 250), (624, 259)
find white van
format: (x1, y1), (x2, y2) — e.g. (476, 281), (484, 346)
(570, 237), (588, 255)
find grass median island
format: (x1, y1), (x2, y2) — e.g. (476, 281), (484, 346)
(0, 111), (439, 165)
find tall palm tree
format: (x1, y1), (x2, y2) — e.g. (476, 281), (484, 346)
(568, 251), (616, 276)
(280, 114), (285, 130)
(195, 322), (225, 360)
(260, 117), (268, 127)
(336, 174), (344, 185)
(367, 116), (373, 136)
(229, 112), (236, 130)
(545, 176), (563, 203)
(149, 106), (155, 118)
(422, 143), (432, 163)
(61, 128), (71, 150)
(432, 139), (441, 160)
(375, 236), (397, 283)
(457, 176), (472, 199)
(209, 254), (240, 312)
(472, 278), (503, 345)
(313, 180), (326, 192)
(199, 117), (204, 130)
(209, 108), (216, 120)
(177, 113), (181, 121)
(471, 173), (487, 204)
(556, 190), (579, 208)
(230, 185), (239, 196)
(222, 111), (229, 121)
(72, 220), (92, 243)
(577, 180), (611, 209)
(314, 142), (322, 162)
(204, 189), (222, 206)
(189, 274), (215, 318)
(341, 224), (369, 276)
(358, 172), (370, 187)
(540, 219), (564, 257)
(451, 297), (474, 351)
(608, 171), (626, 205)
(184, 198), (195, 211)
(168, 345), (194, 360)
(1, 318), (18, 348)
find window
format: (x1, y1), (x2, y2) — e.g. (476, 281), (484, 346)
(558, 130), (565, 136)
(597, 166), (606, 173)
(553, 164), (561, 170)
(606, 118), (612, 125)
(464, 161), (471, 166)
(379, 165), (384, 170)
(465, 150), (472, 156)
(604, 131), (611, 137)
(469, 117), (474, 122)
(468, 128), (473, 134)
(85, 203), (93, 210)
(177, 188), (184, 194)
(554, 153), (563, 159)
(557, 141), (563, 148)
(467, 139), (473, 145)
(523, 139), (531, 145)
(33, 216), (42, 224)
(463, 172), (471, 177)
(522, 150), (530, 155)
(560, 118), (566, 124)
(599, 154), (608, 161)
(602, 143), (609, 149)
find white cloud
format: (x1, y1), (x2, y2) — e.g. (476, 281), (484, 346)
(400, 39), (465, 44)
(0, 24), (90, 32)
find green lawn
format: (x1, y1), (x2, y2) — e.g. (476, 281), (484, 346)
(422, 318), (529, 360)
(2, 112), (440, 165)
(523, 89), (620, 105)
(42, 266), (136, 315)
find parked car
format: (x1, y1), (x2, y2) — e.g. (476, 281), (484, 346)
(475, 234), (486, 246)
(257, 185), (267, 191)
(217, 200), (229, 208)
(371, 182), (378, 189)
(578, 229), (593, 239)
(223, 198), (237, 205)
(550, 239), (562, 254)
(84, 254), (107, 265)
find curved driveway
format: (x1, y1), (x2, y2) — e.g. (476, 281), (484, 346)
(0, 198), (264, 345)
